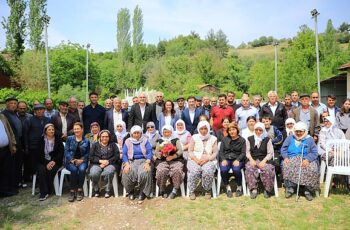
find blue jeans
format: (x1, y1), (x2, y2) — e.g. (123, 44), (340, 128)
(219, 160), (244, 186)
(65, 162), (88, 190)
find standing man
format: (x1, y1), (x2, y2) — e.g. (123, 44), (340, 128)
(175, 96), (186, 118)
(210, 97), (217, 107)
(0, 114), (17, 197)
(260, 91), (288, 133)
(235, 95), (259, 130)
(210, 94), (235, 133)
(182, 96), (204, 134)
(202, 96), (212, 118)
(122, 99), (130, 112)
(227, 91), (241, 112)
(68, 97), (81, 122)
(152, 91), (164, 130)
(326, 94), (340, 121)
(104, 99), (113, 111)
(128, 93), (153, 133)
(310, 92), (327, 116)
(105, 97), (129, 134)
(283, 94), (293, 118)
(77, 101), (85, 110)
(292, 94), (320, 141)
(252, 95), (262, 114)
(44, 98), (57, 119)
(83, 92), (106, 134)
(290, 91), (301, 108)
(51, 101), (77, 141)
(132, 96), (139, 105)
(195, 96), (202, 108)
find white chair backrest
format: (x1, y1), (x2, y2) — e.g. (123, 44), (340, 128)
(326, 139), (350, 168)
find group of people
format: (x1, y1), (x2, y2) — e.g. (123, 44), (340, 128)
(0, 90), (349, 202)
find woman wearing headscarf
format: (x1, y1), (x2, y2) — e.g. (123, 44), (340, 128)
(89, 130), (120, 198)
(144, 121), (160, 151)
(241, 116), (257, 140)
(155, 125), (183, 199)
(245, 122), (275, 199)
(281, 121), (319, 201)
(36, 123), (64, 201)
(174, 119), (192, 159)
(122, 125), (153, 203)
(85, 122), (100, 147)
(114, 120), (127, 152)
(187, 121), (218, 200)
(284, 118), (296, 137)
(219, 123), (246, 198)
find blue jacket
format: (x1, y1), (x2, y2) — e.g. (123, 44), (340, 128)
(281, 135), (318, 162)
(158, 112), (179, 135)
(181, 108), (203, 135)
(64, 135), (90, 165)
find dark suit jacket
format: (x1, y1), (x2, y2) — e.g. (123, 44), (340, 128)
(260, 102), (288, 131)
(181, 108), (204, 135)
(128, 103), (153, 133)
(104, 108), (129, 134)
(50, 112), (77, 138)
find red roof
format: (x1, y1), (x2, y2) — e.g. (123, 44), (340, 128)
(339, 62), (350, 70)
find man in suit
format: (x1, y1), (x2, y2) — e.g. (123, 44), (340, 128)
(105, 97), (129, 134)
(260, 90), (288, 133)
(292, 94), (320, 141)
(151, 91), (165, 130)
(181, 96), (203, 134)
(128, 93), (153, 133)
(51, 101), (77, 141)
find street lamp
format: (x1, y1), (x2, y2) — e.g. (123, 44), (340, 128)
(43, 15), (51, 98)
(311, 9), (321, 96)
(85, 43), (90, 104)
(273, 41), (278, 93)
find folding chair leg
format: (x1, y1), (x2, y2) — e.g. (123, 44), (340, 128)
(112, 173), (119, 197)
(53, 173), (60, 196)
(320, 160), (326, 184)
(217, 169), (222, 196)
(89, 179), (93, 198)
(83, 178), (88, 197)
(32, 174), (37, 196)
(324, 172), (333, 198)
(274, 174), (279, 197)
(180, 182), (185, 197)
(58, 172), (65, 196)
(155, 184), (159, 198)
(241, 169), (247, 196)
(212, 180), (217, 198)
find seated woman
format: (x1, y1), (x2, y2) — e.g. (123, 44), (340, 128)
(144, 121), (160, 152)
(174, 119), (192, 159)
(215, 117), (231, 143)
(241, 116), (257, 140)
(158, 100), (179, 132)
(219, 123), (246, 198)
(36, 123), (64, 201)
(122, 125), (153, 203)
(85, 122), (100, 147)
(187, 121), (218, 200)
(65, 122), (90, 202)
(284, 118), (296, 137)
(155, 125), (183, 199)
(89, 130), (120, 198)
(245, 122), (275, 199)
(281, 121), (319, 201)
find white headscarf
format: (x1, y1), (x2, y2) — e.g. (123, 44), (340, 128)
(253, 122), (267, 146)
(321, 116), (336, 138)
(293, 121), (309, 143)
(285, 118), (296, 136)
(145, 121), (158, 140)
(114, 120), (127, 140)
(175, 119), (186, 135)
(129, 125), (144, 144)
(161, 125), (176, 141)
(197, 120), (211, 141)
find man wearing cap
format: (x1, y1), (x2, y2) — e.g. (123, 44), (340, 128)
(175, 96), (186, 118)
(44, 98), (57, 119)
(51, 101), (78, 141)
(24, 104), (50, 179)
(2, 98), (22, 187)
(291, 94), (320, 141)
(195, 96), (202, 108)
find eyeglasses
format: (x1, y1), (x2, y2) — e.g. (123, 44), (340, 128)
(147, 126), (154, 129)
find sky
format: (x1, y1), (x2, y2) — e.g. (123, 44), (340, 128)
(0, 0), (350, 52)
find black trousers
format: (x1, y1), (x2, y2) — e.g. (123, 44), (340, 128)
(36, 161), (61, 196)
(0, 146), (18, 197)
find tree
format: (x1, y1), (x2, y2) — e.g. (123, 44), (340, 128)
(338, 22), (350, 33)
(28, 0), (47, 50)
(205, 29), (229, 58)
(116, 8), (131, 60)
(1, 0), (27, 61)
(132, 5), (143, 65)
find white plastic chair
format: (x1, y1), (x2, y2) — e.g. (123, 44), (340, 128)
(186, 178), (217, 198)
(324, 139), (350, 197)
(31, 168), (61, 196)
(88, 172), (120, 198)
(58, 168), (88, 196)
(155, 181), (186, 198)
(217, 168), (247, 196)
(320, 159), (327, 184)
(245, 171), (279, 197)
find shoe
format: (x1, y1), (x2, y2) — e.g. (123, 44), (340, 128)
(22, 183), (28, 188)
(226, 190), (233, 198)
(204, 191), (212, 199)
(76, 190), (84, 201)
(68, 191), (76, 202)
(235, 189), (243, 197)
(137, 192), (146, 203)
(39, 194), (49, 201)
(304, 192), (313, 201)
(94, 191), (100, 198)
(128, 192), (135, 200)
(285, 190), (293, 199)
(264, 190), (271, 199)
(169, 192), (177, 199)
(189, 193), (196, 200)
(161, 192), (168, 199)
(250, 190), (258, 199)
(105, 191), (111, 198)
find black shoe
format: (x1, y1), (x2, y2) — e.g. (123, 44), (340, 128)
(128, 192), (135, 200)
(250, 190), (258, 199)
(226, 190), (233, 198)
(39, 194), (49, 201)
(264, 190), (271, 199)
(235, 189), (243, 197)
(76, 190), (84, 201)
(304, 192), (313, 201)
(105, 191), (111, 198)
(138, 192), (146, 203)
(285, 190), (293, 199)
(161, 192), (168, 199)
(68, 191), (76, 202)
(168, 192), (176, 199)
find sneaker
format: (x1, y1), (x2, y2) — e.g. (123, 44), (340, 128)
(39, 194), (49, 201)
(128, 192), (135, 200)
(226, 190), (233, 198)
(94, 191), (100, 198)
(304, 191), (313, 201)
(76, 190), (84, 201)
(22, 183), (28, 188)
(263, 190), (271, 199)
(137, 192), (146, 203)
(235, 189), (243, 197)
(204, 191), (212, 199)
(68, 191), (76, 202)
(105, 191), (111, 198)
(169, 192), (177, 199)
(250, 190), (258, 199)
(189, 193), (196, 200)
